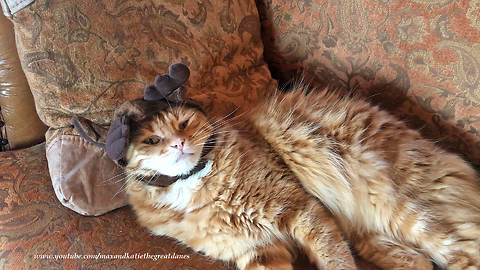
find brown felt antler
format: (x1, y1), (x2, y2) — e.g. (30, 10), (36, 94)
(73, 63), (195, 165)
(144, 63), (190, 102)
(105, 63), (191, 163)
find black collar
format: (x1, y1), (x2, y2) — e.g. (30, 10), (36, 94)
(137, 134), (215, 187)
(137, 159), (209, 187)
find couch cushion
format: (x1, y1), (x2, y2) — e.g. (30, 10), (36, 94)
(11, 0), (275, 215)
(257, 0), (480, 164)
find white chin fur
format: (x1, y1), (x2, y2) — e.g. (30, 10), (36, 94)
(142, 151), (201, 177)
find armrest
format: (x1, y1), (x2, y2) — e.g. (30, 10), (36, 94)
(0, 12), (47, 150)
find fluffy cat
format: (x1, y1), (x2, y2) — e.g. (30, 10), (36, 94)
(250, 85), (480, 270)
(119, 101), (356, 270)
(115, 82), (480, 270)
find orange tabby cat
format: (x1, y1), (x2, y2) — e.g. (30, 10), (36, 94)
(250, 85), (480, 270)
(119, 103), (356, 270)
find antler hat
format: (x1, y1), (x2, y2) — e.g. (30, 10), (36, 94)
(74, 63), (205, 163)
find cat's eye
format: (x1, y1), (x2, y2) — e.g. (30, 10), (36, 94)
(142, 136), (162, 145)
(179, 120), (189, 131)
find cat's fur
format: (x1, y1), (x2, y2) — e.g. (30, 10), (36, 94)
(122, 104), (356, 269)
(250, 86), (480, 269)
(120, 84), (480, 270)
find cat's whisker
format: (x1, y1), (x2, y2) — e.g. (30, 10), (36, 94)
(192, 121), (221, 140)
(145, 170), (157, 185)
(208, 108), (239, 128)
(116, 168), (149, 195)
(193, 131), (241, 145)
(191, 110), (250, 141)
(195, 140), (232, 147)
(104, 166), (144, 183)
(349, 81), (364, 93)
(192, 106), (235, 138)
(112, 173), (136, 198)
(192, 121), (211, 138)
(98, 172), (131, 186)
(209, 109), (250, 130)
(200, 130), (247, 140)
(137, 173), (148, 184)
(193, 134), (219, 144)
(193, 131), (248, 146)
(201, 110), (247, 134)
(99, 171), (129, 185)
(117, 179), (139, 197)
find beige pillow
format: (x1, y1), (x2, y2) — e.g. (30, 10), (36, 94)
(12, 0), (276, 215)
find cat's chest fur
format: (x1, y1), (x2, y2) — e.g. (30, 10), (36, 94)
(126, 131), (293, 260)
(150, 160), (213, 213)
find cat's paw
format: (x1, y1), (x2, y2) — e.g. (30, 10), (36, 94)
(106, 115), (130, 161)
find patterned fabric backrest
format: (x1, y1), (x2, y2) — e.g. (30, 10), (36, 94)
(257, 0), (480, 164)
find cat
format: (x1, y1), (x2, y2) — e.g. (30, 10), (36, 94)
(117, 99), (356, 270)
(249, 85), (480, 270)
(113, 81), (480, 270)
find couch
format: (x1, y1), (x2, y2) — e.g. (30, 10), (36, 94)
(1, 0), (479, 269)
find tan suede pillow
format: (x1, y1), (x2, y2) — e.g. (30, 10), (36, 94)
(12, 0), (275, 215)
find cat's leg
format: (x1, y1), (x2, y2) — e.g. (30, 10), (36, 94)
(351, 233), (433, 270)
(288, 206), (357, 270)
(235, 242), (293, 270)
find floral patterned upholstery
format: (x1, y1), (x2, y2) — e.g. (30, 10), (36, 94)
(257, 0), (480, 164)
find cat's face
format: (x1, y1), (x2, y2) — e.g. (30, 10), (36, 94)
(124, 106), (213, 177)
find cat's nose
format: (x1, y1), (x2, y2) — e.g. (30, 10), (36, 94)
(171, 138), (185, 151)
